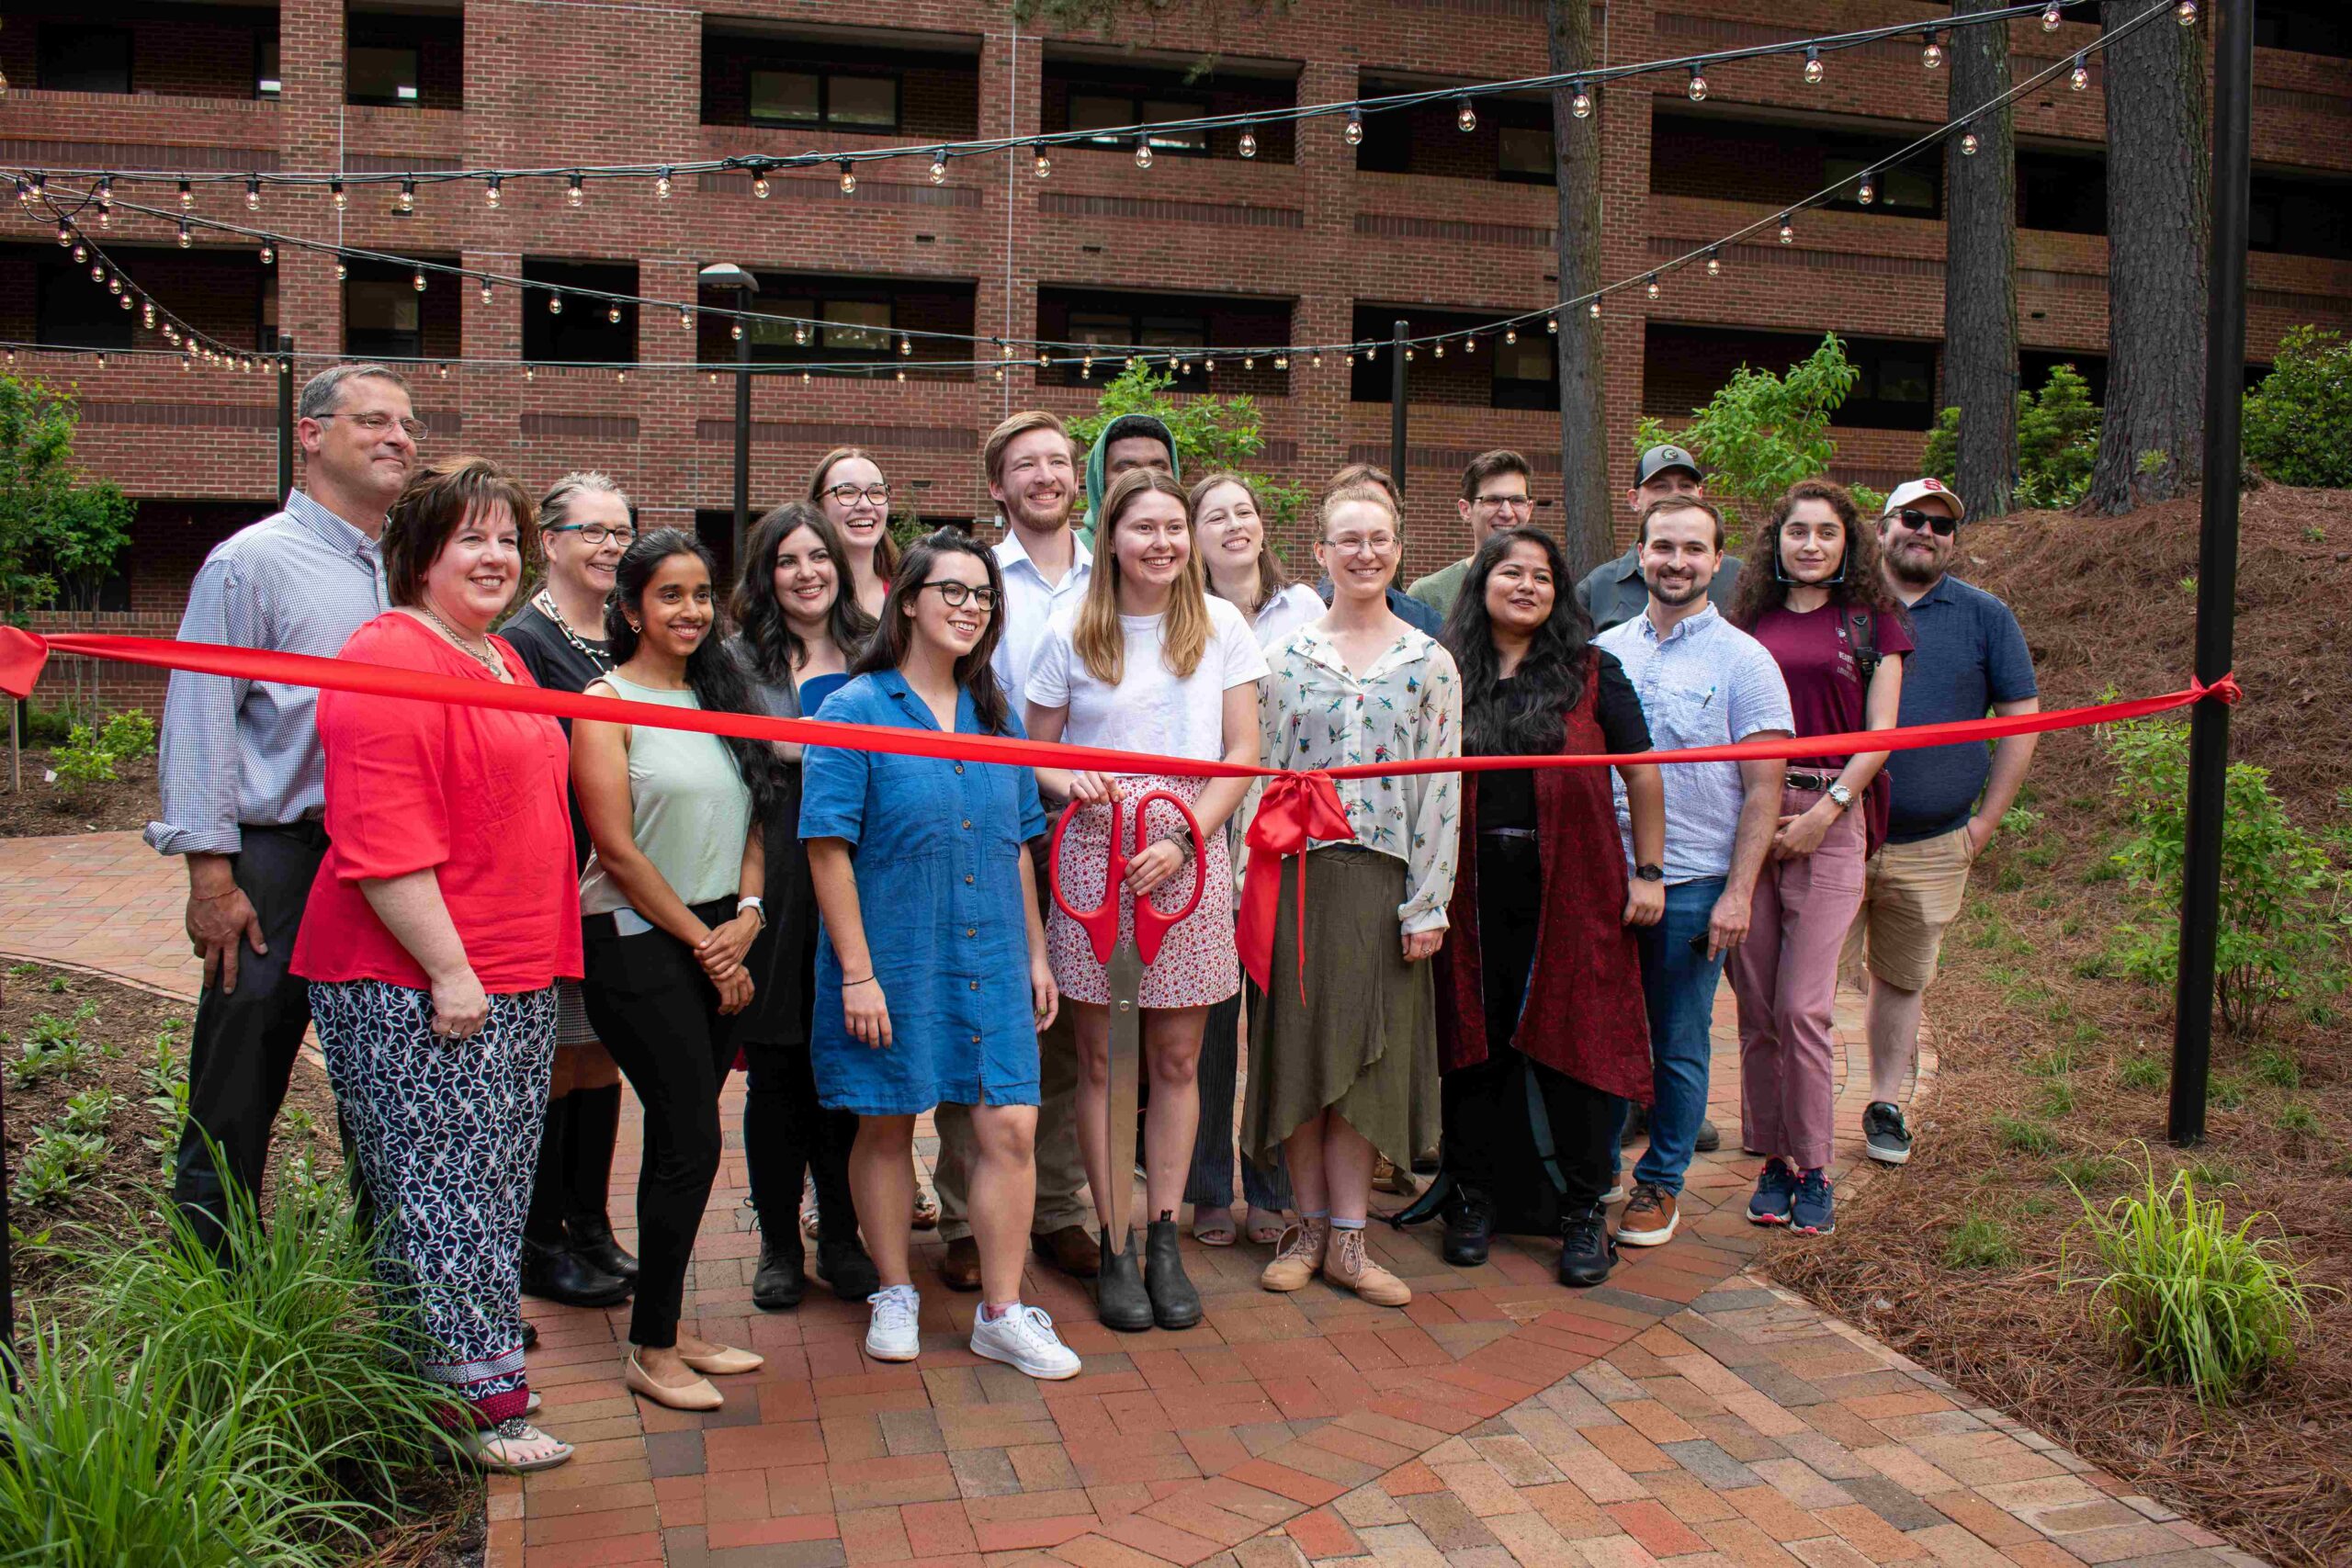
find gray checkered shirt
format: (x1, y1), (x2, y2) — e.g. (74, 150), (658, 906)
(144, 491), (389, 858)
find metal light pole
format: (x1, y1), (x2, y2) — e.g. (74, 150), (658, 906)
(277, 336), (296, 499)
(700, 263), (762, 567)
(1388, 318), (1409, 489)
(2168, 0), (2252, 1148)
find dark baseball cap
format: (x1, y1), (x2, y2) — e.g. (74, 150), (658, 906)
(1635, 444), (1704, 487)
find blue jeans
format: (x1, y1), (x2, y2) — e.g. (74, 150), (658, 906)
(1616, 876), (1729, 1196)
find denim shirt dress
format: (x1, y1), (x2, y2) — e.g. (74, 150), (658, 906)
(798, 671), (1048, 1115)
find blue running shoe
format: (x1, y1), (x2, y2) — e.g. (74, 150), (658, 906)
(1747, 1159), (1797, 1226)
(1791, 1168), (1836, 1235)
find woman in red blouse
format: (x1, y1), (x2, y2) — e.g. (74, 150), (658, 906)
(291, 456), (582, 1474)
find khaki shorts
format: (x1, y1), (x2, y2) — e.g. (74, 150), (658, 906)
(1841, 825), (1977, 993)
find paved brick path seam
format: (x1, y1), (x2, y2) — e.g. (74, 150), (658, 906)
(0, 832), (2260, 1568)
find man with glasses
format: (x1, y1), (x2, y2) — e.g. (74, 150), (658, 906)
(146, 362), (421, 1258)
(1407, 450), (1537, 621)
(1575, 445), (1744, 634)
(1844, 479), (2038, 1166)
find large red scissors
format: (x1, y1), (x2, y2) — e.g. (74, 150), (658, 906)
(1047, 789), (1209, 1254)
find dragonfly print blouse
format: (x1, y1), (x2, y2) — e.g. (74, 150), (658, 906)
(1258, 622), (1463, 935)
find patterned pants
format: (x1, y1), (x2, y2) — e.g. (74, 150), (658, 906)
(311, 979), (557, 1427)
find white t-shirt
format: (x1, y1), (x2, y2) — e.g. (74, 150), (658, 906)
(1248, 583), (1327, 651)
(1028, 593), (1268, 762)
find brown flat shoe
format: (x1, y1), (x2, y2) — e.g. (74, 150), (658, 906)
(1032, 1224), (1100, 1279)
(938, 1235), (982, 1292)
(625, 1352), (721, 1413)
(678, 1344), (763, 1376)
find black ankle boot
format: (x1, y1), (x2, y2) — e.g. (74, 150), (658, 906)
(752, 1226), (806, 1311)
(817, 1233), (880, 1301)
(1442, 1182), (1495, 1268)
(1143, 1218), (1202, 1330)
(520, 1235), (631, 1307)
(1096, 1229), (1153, 1333)
(567, 1215), (639, 1282)
(1557, 1202), (1616, 1288)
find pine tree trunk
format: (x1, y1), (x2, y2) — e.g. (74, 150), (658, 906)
(1943, 0), (2018, 517)
(1548, 0), (1612, 579)
(2087, 1), (2210, 513)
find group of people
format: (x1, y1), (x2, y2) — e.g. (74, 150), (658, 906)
(147, 363), (2038, 1477)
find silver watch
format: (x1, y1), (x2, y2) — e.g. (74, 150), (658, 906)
(1826, 782), (1854, 811)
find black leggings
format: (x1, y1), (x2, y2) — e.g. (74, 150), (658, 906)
(581, 899), (739, 1348)
(742, 936), (859, 1244)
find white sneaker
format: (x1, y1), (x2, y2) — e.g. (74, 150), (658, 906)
(968, 1303), (1081, 1381)
(865, 1284), (922, 1362)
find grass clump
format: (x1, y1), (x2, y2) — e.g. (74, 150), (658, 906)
(2063, 1153), (2326, 1405)
(1943, 1210), (2021, 1270)
(2116, 1054), (2166, 1091)
(1996, 1116), (2060, 1156)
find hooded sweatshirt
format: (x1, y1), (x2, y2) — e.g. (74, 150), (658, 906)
(1078, 413), (1182, 549)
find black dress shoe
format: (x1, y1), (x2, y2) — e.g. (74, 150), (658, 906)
(1096, 1230), (1153, 1333)
(1143, 1219), (1202, 1330)
(568, 1215), (639, 1282)
(1557, 1203), (1616, 1288)
(520, 1236), (632, 1308)
(753, 1231), (807, 1312)
(817, 1235), (880, 1301)
(521, 1319), (539, 1349)
(1693, 1118), (1723, 1154)
(1442, 1183), (1495, 1268)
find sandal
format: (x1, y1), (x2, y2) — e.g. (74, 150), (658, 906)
(1242, 1206), (1285, 1247)
(462, 1417), (573, 1474)
(1192, 1206), (1238, 1247)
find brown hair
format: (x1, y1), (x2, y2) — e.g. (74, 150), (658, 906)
(381, 456), (537, 608)
(731, 501), (879, 686)
(982, 409), (1071, 490)
(1459, 448), (1532, 502)
(1637, 494), (1725, 552)
(851, 530), (1015, 735)
(1319, 476), (1401, 538)
(1187, 471), (1289, 609)
(1324, 461), (1401, 512)
(1072, 468), (1212, 685)
(1726, 478), (1905, 631)
(807, 446), (899, 579)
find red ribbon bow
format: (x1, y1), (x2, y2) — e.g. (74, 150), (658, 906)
(0, 626), (47, 702)
(1236, 770), (1356, 1001)
(2189, 671), (2242, 705)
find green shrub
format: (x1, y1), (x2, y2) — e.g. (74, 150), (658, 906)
(1922, 363), (2102, 510)
(2105, 717), (2346, 1039)
(1068, 363), (1310, 537)
(56, 1087), (119, 1137)
(45, 708), (155, 804)
(2063, 1156), (2324, 1404)
(1996, 1115), (2059, 1156)
(2242, 326), (2352, 489)
(1633, 333), (1871, 542)
(1943, 1210), (2021, 1269)
(9, 1126), (107, 1207)
(96, 708), (155, 761)
(8, 1010), (93, 1088)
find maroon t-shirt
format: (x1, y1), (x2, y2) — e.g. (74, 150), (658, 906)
(1749, 602), (1914, 773)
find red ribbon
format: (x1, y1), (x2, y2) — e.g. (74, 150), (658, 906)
(1235, 772), (1356, 1000)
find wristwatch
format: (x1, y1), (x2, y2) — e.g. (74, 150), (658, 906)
(1825, 782), (1854, 811)
(1634, 863), (1666, 883)
(737, 895), (767, 929)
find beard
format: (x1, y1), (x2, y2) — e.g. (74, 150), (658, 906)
(1005, 483), (1073, 536)
(1885, 537), (1945, 586)
(1646, 570), (1706, 606)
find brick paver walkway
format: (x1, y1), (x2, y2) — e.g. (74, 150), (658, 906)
(0, 831), (2258, 1568)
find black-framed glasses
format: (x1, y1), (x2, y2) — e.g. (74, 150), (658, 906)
(546, 524), (637, 547)
(315, 410), (428, 440)
(826, 482), (892, 506)
(919, 580), (999, 610)
(1894, 507), (1958, 537)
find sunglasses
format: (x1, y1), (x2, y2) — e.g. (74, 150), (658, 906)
(1893, 507), (1958, 537)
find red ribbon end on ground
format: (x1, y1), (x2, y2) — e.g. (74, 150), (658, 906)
(0, 626), (50, 701)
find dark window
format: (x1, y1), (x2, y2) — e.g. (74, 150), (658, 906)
(1497, 118), (1556, 185)
(257, 37), (282, 97)
(39, 24), (132, 94)
(1038, 287), (1291, 393)
(2249, 174), (2352, 260)
(705, 275), (976, 379)
(693, 511), (739, 586)
(36, 258), (135, 350)
(1040, 57), (1295, 163)
(1491, 330), (1559, 409)
(2255, 1), (2352, 56)
(1644, 324), (1939, 431)
(1349, 305), (1552, 410)
(748, 67), (899, 130)
(524, 260), (639, 365)
(1067, 91), (1209, 153)
(348, 44), (420, 105)
(2018, 150), (2106, 234)
(344, 261), (423, 360)
(1652, 110), (1944, 220)
(1823, 154), (1935, 216)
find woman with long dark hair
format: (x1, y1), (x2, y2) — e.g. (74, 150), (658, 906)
(808, 446), (899, 619)
(1427, 528), (1664, 1288)
(574, 529), (786, 1412)
(1724, 479), (1910, 1239)
(800, 530), (1077, 1380)
(729, 503), (881, 1312)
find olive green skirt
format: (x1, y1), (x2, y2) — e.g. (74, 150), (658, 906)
(1240, 846), (1439, 1172)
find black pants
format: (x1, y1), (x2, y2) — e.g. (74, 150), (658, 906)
(173, 821), (329, 1258)
(742, 934), (859, 1244)
(582, 900), (740, 1348)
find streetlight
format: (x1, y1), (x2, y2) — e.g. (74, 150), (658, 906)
(700, 262), (761, 568)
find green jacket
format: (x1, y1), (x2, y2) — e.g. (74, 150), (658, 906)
(1076, 414), (1182, 550)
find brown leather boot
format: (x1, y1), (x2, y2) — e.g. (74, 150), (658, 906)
(1323, 1225), (1411, 1307)
(1031, 1225), (1100, 1279)
(937, 1235), (982, 1292)
(1259, 1217), (1329, 1292)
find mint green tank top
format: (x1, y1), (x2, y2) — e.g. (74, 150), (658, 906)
(578, 673), (754, 916)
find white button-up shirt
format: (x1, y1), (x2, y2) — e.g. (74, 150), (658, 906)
(990, 525), (1092, 705)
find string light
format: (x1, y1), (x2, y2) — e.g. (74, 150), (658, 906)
(246, 176), (261, 210)
(679, 308), (692, 329)
(178, 180), (193, 209)
(930, 151), (947, 185)
(731, 321), (744, 340)
(525, 366), (535, 381)
(481, 279), (492, 303)
(334, 258), (346, 281)
(1859, 175), (1876, 205)
(1686, 66), (1708, 102)
(177, 220), (191, 248)
(1455, 96), (1476, 132)
(1344, 107), (1363, 145)
(397, 178), (415, 213)
(26, 174), (43, 205)
(1961, 130), (1981, 155)
(1238, 130), (1258, 158)
(2176, 0), (2196, 22)
(753, 172), (771, 197)
(1570, 83), (1592, 119)
(331, 179), (346, 210)
(548, 292), (563, 315)
(1430, 343), (1441, 358)
(1779, 217), (1796, 243)
(838, 161), (856, 195)
(413, 269), (427, 292)
(2041, 2), (2064, 28)
(1803, 48), (1823, 85)
(1705, 249), (1722, 278)
(259, 243), (274, 264)
(2070, 55), (2090, 90)
(1135, 137), (1153, 170)
(1547, 315), (1559, 333)
(1504, 326), (1517, 344)
(899, 335), (913, 356)
(656, 168), (673, 198)
(1034, 151), (1051, 178)
(616, 368), (627, 383)
(1645, 275), (1661, 300)
(55, 220), (70, 245)
(1922, 31), (1944, 69)
(1588, 299), (1600, 319)
(486, 175), (503, 208)
(96, 175), (112, 209)
(607, 303), (622, 323)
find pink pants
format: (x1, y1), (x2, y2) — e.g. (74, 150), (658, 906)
(1730, 788), (1866, 1173)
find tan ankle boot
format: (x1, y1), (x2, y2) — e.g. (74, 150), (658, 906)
(1260, 1217), (1329, 1292)
(1323, 1225), (1411, 1307)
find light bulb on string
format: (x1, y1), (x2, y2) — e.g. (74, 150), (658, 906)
(177, 220), (192, 248)
(486, 175), (503, 208)
(96, 353), (107, 369)
(730, 321), (743, 340)
(1080, 359), (1091, 380)
(2176, 0), (2197, 23)
(1961, 130), (1981, 156)
(96, 206), (110, 230)
(179, 180), (193, 209)
(1205, 355), (1217, 372)
(568, 173), (584, 208)
(72, 243), (87, 263)
(657, 168), (673, 199)
(27, 174), (44, 204)
(259, 243), (274, 265)
(334, 258), (347, 282)
(331, 178), (346, 209)
(117, 291), (131, 310)
(2041, 2), (2063, 28)
(679, 307), (692, 329)
(799, 325), (813, 346)
(1922, 32), (1943, 69)
(616, 368), (627, 384)
(1238, 130), (1257, 158)
(930, 151), (947, 185)
(55, 221), (71, 245)
(1037, 349), (1050, 369)
(1363, 343), (1375, 362)
(1244, 355), (1256, 369)
(1803, 47), (1823, 85)
(1430, 343), (1442, 359)
(1858, 175), (1876, 205)
(96, 175), (112, 209)
(413, 269), (427, 292)
(1135, 137), (1153, 170)
(481, 279), (492, 304)
(548, 292), (563, 315)
(398, 177), (415, 212)
(1504, 325), (1518, 344)
(94, 264), (109, 285)
(2070, 55), (2089, 90)
(1311, 351), (1322, 368)
(246, 175), (261, 210)
(895, 367), (906, 383)
(1455, 96), (1476, 132)
(1686, 66), (1707, 102)
(1645, 275), (1661, 301)
(838, 161), (856, 195)
(526, 366), (535, 382)
(1780, 218), (1796, 243)
(1344, 107), (1363, 145)
(1570, 83), (1592, 118)
(606, 303), (621, 323)
(1276, 354), (1288, 368)
(1034, 150), (1051, 178)
(1547, 314), (1559, 333)
(1588, 299), (1600, 320)
(1706, 249), (1722, 277)
(752, 173), (771, 198)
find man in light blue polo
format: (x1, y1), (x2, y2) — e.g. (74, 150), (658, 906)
(1594, 496), (1792, 1250)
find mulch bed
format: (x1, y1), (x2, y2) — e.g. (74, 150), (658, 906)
(1765, 482), (2352, 1568)
(0, 749), (158, 839)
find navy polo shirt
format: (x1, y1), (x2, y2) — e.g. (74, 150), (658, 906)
(1883, 573), (2037, 844)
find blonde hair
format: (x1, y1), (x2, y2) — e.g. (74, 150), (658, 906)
(1320, 476), (1401, 537)
(1073, 468), (1212, 685)
(982, 409), (1069, 488)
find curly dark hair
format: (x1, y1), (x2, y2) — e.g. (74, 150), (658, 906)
(730, 502), (878, 686)
(604, 528), (791, 828)
(1442, 527), (1593, 757)
(1725, 478), (1905, 632)
(850, 529), (1016, 736)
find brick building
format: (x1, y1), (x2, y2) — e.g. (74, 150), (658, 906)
(4, 0), (2348, 705)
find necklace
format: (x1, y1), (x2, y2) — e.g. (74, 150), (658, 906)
(419, 604), (506, 679)
(533, 588), (613, 672)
